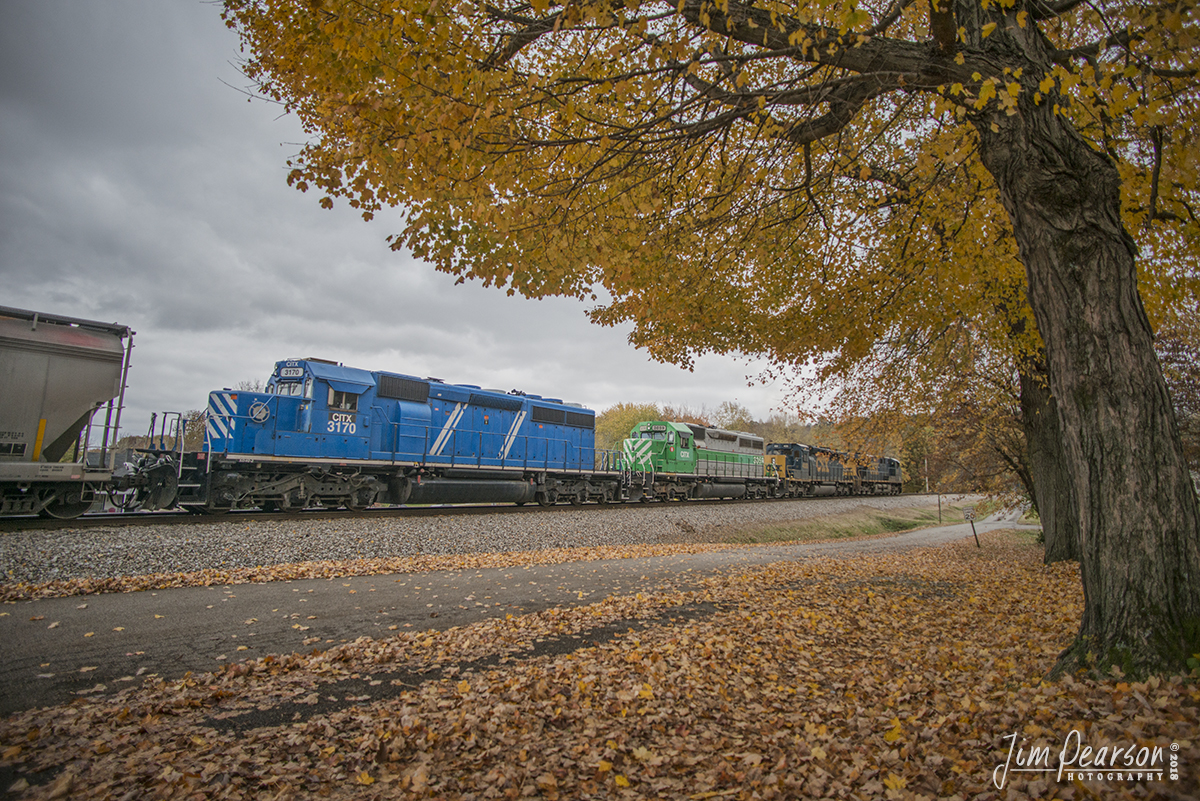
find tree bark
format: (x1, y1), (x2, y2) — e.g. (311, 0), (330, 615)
(975, 88), (1200, 675)
(1018, 355), (1080, 563)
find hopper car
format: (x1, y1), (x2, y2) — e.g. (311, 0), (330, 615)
(0, 307), (134, 518)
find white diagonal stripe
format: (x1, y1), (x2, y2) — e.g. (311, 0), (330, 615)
(207, 393), (234, 438)
(622, 439), (653, 468)
(209, 392), (235, 418)
(431, 403), (465, 456)
(499, 410), (526, 460)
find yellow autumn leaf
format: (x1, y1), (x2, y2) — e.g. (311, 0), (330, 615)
(614, 774), (630, 787)
(884, 773), (908, 790)
(356, 771), (375, 785)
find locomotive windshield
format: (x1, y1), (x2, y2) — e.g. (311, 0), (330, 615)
(267, 380), (311, 397)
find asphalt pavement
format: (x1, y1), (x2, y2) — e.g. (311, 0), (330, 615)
(0, 513), (1036, 716)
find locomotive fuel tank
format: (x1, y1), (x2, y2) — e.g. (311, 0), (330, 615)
(404, 477), (538, 505)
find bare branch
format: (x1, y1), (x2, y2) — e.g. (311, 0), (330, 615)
(483, 7), (563, 69)
(1029, 0), (1089, 22)
(865, 0), (918, 37)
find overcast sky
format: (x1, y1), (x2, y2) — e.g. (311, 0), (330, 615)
(0, 0), (791, 434)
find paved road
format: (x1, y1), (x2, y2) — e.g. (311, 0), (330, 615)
(0, 514), (1035, 716)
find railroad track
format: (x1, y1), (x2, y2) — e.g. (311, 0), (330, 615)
(0, 492), (922, 533)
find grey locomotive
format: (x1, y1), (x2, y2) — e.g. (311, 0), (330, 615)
(0, 306), (134, 518)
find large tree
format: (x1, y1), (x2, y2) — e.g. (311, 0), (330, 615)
(224, 0), (1200, 674)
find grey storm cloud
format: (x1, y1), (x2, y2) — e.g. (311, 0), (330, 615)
(0, 0), (783, 430)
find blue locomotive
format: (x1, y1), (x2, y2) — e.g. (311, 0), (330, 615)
(160, 358), (622, 512)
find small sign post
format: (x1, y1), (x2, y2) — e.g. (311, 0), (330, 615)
(963, 506), (980, 547)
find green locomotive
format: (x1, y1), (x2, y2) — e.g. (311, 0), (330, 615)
(620, 420), (776, 500)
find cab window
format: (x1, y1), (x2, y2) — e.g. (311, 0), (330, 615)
(328, 388), (358, 412)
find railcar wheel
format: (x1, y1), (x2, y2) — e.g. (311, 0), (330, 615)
(39, 490), (92, 520)
(569, 489), (586, 506)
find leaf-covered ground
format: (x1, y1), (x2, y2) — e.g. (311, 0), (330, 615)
(2, 530), (1196, 800)
(0, 541), (761, 603)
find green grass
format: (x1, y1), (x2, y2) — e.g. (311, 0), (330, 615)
(716, 504), (967, 545)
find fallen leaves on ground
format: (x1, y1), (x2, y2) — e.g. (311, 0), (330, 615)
(1, 531), (1196, 800)
(0, 532), (905, 603)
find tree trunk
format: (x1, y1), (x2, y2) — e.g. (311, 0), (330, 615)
(975, 79), (1200, 677)
(1018, 355), (1080, 563)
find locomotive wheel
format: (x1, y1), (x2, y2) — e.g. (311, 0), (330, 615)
(537, 491), (557, 507)
(569, 489), (585, 506)
(343, 488), (376, 511)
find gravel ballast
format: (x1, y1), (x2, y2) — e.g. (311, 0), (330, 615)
(0, 495), (959, 586)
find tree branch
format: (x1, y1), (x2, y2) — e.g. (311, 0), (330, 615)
(930, 0), (956, 57)
(1029, 0), (1088, 22)
(676, 0), (958, 80)
(483, 7), (564, 69)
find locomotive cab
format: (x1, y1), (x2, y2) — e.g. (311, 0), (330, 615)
(622, 421), (697, 475)
(210, 358), (375, 460)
